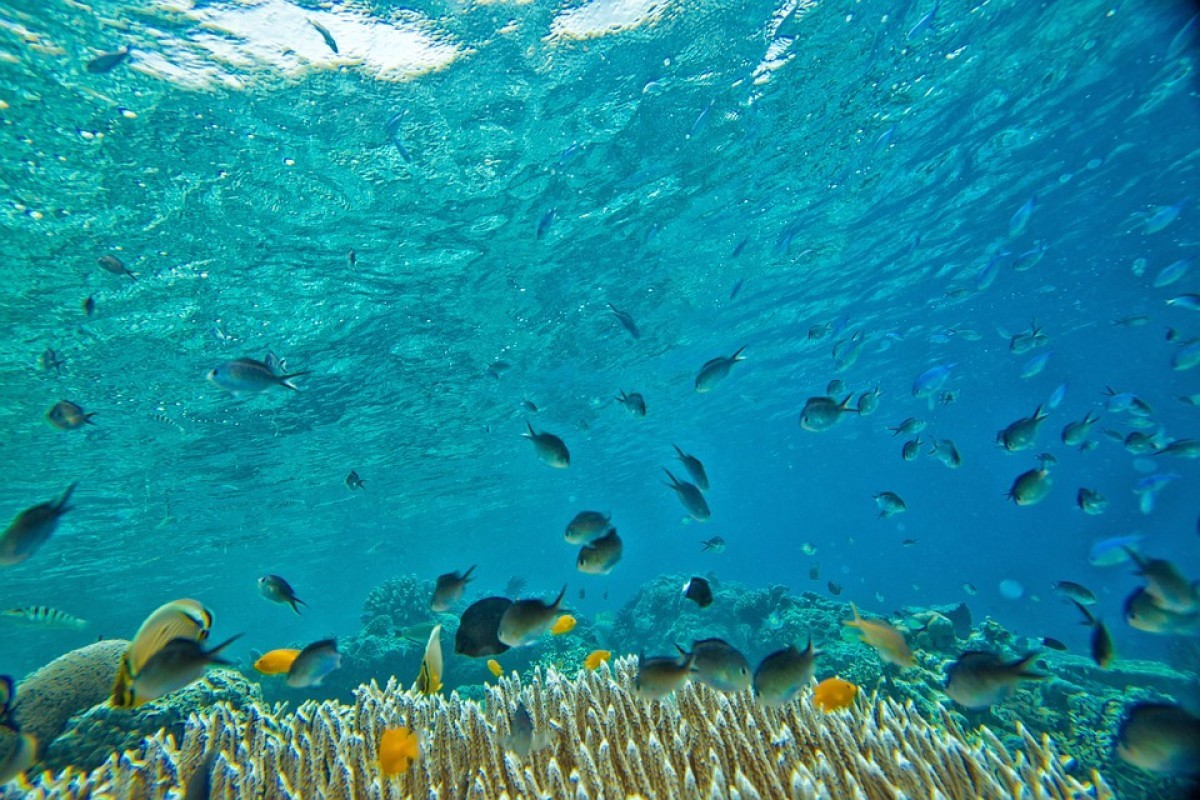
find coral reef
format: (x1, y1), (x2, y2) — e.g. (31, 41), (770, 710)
(16, 658), (1111, 800)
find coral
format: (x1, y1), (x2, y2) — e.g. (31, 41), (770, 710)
(360, 574), (436, 627)
(17, 657), (1112, 800)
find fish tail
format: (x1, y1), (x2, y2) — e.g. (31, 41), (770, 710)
(279, 370), (311, 391)
(1013, 652), (1047, 679)
(463, 565), (477, 582)
(110, 656), (135, 708)
(731, 345), (748, 361)
(55, 483), (78, 513)
(289, 598), (306, 615)
(551, 584), (567, 609)
(84, 413), (98, 425)
(524, 422), (536, 438)
(662, 468), (679, 487)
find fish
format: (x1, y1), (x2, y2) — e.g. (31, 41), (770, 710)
(550, 615), (576, 636)
(634, 652), (694, 700)
(286, 639), (342, 688)
(0, 484), (76, 567)
(1167, 293), (1200, 310)
(112, 599), (213, 707)
(396, 622), (438, 644)
(856, 387), (881, 416)
(523, 423), (570, 468)
(606, 304), (640, 339)
(86, 47), (131, 73)
(207, 357), (309, 393)
(889, 418), (926, 436)
(929, 438), (962, 468)
(1047, 382), (1068, 410)
(39, 347), (64, 374)
(347, 249), (357, 269)
(1113, 314), (1152, 327)
(615, 390), (647, 417)
(798, 394), (858, 432)
(430, 566), (476, 612)
(497, 586), (566, 647)
(253, 649), (301, 675)
(700, 536), (726, 553)
(378, 727), (420, 776)
(1009, 195), (1038, 237)
(414, 625), (443, 694)
(997, 405), (1049, 451)
(1072, 601), (1114, 668)
(345, 470), (365, 490)
(912, 363), (955, 401)
(1172, 341), (1200, 371)
(1006, 467), (1052, 506)
(944, 651), (1045, 709)
(874, 491), (906, 518)
(257, 575), (306, 614)
(1154, 258), (1192, 288)
(962, 583), (978, 595)
(902, 539), (917, 547)
(1123, 587), (1200, 636)
(1076, 488), (1108, 515)
(827, 581), (843, 596)
(906, 0), (940, 39)
(504, 701), (554, 758)
(584, 650), (612, 670)
(308, 19), (339, 53)
(826, 379), (846, 395)
(1135, 472), (1182, 514)
(1089, 534), (1144, 567)
(455, 597), (513, 657)
(1158, 438), (1200, 457)
(1042, 637), (1068, 651)
(844, 603), (914, 668)
(695, 346), (747, 393)
(1116, 702), (1200, 775)
(577, 529), (623, 575)
(82, 296), (95, 316)
(729, 277), (745, 299)
(752, 639), (818, 707)
(46, 400), (97, 431)
(521, 398), (539, 413)
(1052, 581), (1096, 606)
(1020, 351), (1053, 379)
(672, 445), (710, 491)
(1009, 321), (1049, 354)
(97, 254), (136, 280)
(1061, 411), (1100, 447)
(129, 634), (242, 707)
(812, 676), (859, 712)
(682, 576), (713, 608)
(1, 606), (87, 629)
(0, 732), (36, 787)
(663, 469), (711, 521)
(1125, 549), (1199, 614)
(564, 511), (613, 545)
(536, 208), (557, 240)
(486, 659), (503, 677)
(686, 638), (751, 692)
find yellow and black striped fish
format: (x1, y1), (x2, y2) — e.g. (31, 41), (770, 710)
(1, 606), (87, 629)
(112, 598), (212, 708)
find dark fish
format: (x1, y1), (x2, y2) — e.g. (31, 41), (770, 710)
(1073, 600), (1114, 668)
(86, 47), (131, 74)
(901, 539), (918, 547)
(98, 254), (136, 280)
(729, 278), (745, 300)
(686, 638), (751, 692)
(504, 700), (553, 758)
(208, 357), (309, 393)
(827, 581), (843, 596)
(82, 296), (95, 316)
(345, 469), (365, 490)
(130, 634), (243, 706)
(564, 511), (612, 545)
(39, 347), (64, 374)
(732, 237), (749, 257)
(1116, 702), (1200, 775)
(498, 586), (566, 647)
(309, 19), (339, 53)
(577, 530), (622, 575)
(672, 445), (710, 491)
(347, 249), (357, 268)
(634, 652), (694, 700)
(1041, 637), (1068, 651)
(694, 346), (747, 393)
(615, 390), (647, 417)
(486, 360), (510, 379)
(753, 639), (818, 707)
(1125, 548), (1199, 614)
(1052, 581), (1096, 606)
(0, 483), (76, 566)
(1124, 587), (1200, 636)
(523, 422), (570, 468)
(456, 597), (513, 657)
(46, 399), (96, 430)
(385, 110), (412, 162)
(257, 575), (306, 614)
(682, 576), (713, 608)
(536, 208), (557, 240)
(997, 405), (1049, 452)
(700, 536), (725, 553)
(286, 639), (341, 688)
(521, 399), (538, 413)
(606, 304), (640, 339)
(663, 469), (711, 521)
(944, 651), (1045, 709)
(1006, 467), (1052, 506)
(430, 566), (476, 612)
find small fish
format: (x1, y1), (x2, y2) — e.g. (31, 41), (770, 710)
(584, 649), (612, 670)
(962, 583), (978, 595)
(634, 652), (694, 700)
(694, 346), (747, 393)
(385, 110), (412, 162)
(729, 278), (745, 300)
(1072, 600), (1114, 669)
(1158, 438), (1200, 457)
(1172, 341), (1200, 371)
(874, 491), (907, 518)
(46, 400), (96, 430)
(1009, 321), (1049, 354)
(253, 649), (301, 675)
(536, 208), (557, 240)
(615, 390), (646, 417)
(827, 581), (843, 596)
(286, 639), (342, 688)
(86, 47), (131, 74)
(799, 394), (858, 432)
(497, 586), (566, 647)
(1143, 198), (1189, 235)
(414, 624), (443, 694)
(752, 638), (818, 707)
(1052, 581), (1096, 605)
(856, 386), (881, 416)
(1020, 351), (1053, 379)
(379, 727), (420, 776)
(486, 659), (503, 678)
(944, 651), (1045, 709)
(912, 362), (955, 401)
(523, 423), (570, 468)
(1089, 534), (1144, 567)
(732, 238), (749, 258)
(97, 254), (137, 281)
(504, 700), (554, 758)
(1135, 472), (1182, 514)
(686, 638), (751, 692)
(550, 615), (576, 636)
(997, 405), (1049, 451)
(1125, 549), (1199, 614)
(455, 597), (512, 657)
(577, 530), (623, 575)
(1116, 702), (1200, 776)
(257, 575), (306, 615)
(1, 605), (87, 629)
(1167, 293), (1200, 310)
(207, 357), (309, 393)
(929, 438), (962, 469)
(902, 539), (918, 547)
(902, 438), (923, 462)
(812, 676), (859, 712)
(663, 469), (711, 521)
(39, 347), (64, 374)
(130, 634), (242, 707)
(308, 19), (339, 54)
(1076, 488), (1108, 515)
(430, 566), (476, 612)
(345, 469), (366, 490)
(682, 576), (713, 608)
(889, 417), (926, 436)
(521, 399), (539, 413)
(112, 599), (213, 708)
(564, 511), (612, 545)
(1124, 587), (1200, 636)
(844, 603), (914, 667)
(906, 0), (940, 40)
(347, 249), (356, 269)
(0, 483), (76, 567)
(82, 295), (95, 316)
(1061, 411), (1100, 447)
(1041, 637), (1068, 651)
(1154, 258), (1192, 288)
(700, 536), (725, 553)
(606, 304), (640, 339)
(673, 445), (710, 491)
(1007, 467), (1052, 506)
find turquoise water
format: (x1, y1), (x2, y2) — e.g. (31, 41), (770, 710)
(1, 0), (1198, 768)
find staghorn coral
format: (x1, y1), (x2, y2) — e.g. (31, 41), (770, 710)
(17, 657), (1112, 800)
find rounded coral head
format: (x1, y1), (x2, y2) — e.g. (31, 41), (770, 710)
(813, 677), (859, 713)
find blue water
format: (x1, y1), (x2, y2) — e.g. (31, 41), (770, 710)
(1, 0), (1198, 705)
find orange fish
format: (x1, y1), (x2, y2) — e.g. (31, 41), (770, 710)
(843, 602), (915, 668)
(550, 614), (576, 636)
(378, 727), (420, 777)
(584, 649), (612, 670)
(253, 649), (301, 675)
(812, 676), (858, 712)
(487, 659), (503, 678)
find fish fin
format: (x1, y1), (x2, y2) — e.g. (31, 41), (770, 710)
(279, 370), (311, 391)
(110, 656), (135, 708)
(1071, 599), (1096, 626)
(289, 598), (305, 615)
(551, 584), (567, 610)
(731, 345), (748, 361)
(524, 422), (536, 438)
(463, 565), (477, 582)
(206, 633), (244, 665)
(662, 468), (679, 487)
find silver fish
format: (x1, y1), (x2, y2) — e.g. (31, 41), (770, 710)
(663, 469), (711, 521)
(694, 346), (747, 393)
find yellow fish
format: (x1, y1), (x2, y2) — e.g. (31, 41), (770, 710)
(414, 624), (443, 694)
(584, 649), (612, 670)
(843, 602), (914, 668)
(378, 727), (420, 777)
(253, 649), (301, 675)
(486, 659), (503, 678)
(112, 599), (213, 708)
(812, 676), (858, 712)
(550, 614), (576, 636)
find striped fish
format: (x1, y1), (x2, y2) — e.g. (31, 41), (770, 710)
(2, 606), (88, 629)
